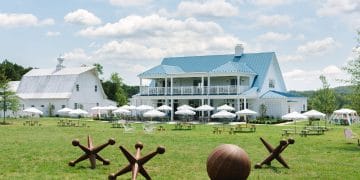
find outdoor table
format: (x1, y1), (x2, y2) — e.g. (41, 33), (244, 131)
(229, 124), (256, 134)
(282, 129), (295, 136)
(23, 120), (41, 126)
(213, 127), (223, 134)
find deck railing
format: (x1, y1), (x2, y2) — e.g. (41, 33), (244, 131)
(139, 85), (248, 96)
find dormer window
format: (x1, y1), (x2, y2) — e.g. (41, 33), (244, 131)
(95, 85), (98, 92)
(76, 84), (80, 91)
(269, 79), (275, 88)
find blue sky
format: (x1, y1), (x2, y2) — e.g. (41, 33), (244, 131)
(1, 0), (359, 90)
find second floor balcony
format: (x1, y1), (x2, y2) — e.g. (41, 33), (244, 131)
(139, 85), (249, 96)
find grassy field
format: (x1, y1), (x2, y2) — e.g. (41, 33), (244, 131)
(0, 118), (360, 180)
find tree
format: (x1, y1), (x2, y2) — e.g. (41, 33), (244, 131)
(0, 59), (32, 81)
(309, 75), (336, 116)
(93, 63), (103, 75)
(102, 73), (128, 106)
(0, 75), (20, 124)
(343, 31), (360, 113)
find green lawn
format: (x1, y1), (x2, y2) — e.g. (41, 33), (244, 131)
(0, 118), (360, 180)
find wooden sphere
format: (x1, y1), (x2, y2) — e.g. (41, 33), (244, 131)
(207, 144), (251, 180)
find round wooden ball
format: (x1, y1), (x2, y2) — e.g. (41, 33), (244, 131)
(207, 144), (251, 180)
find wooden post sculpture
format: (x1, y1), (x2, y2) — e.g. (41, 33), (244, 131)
(108, 142), (165, 180)
(254, 137), (295, 169)
(69, 135), (115, 169)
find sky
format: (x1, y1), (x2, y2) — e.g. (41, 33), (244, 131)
(0, 0), (359, 91)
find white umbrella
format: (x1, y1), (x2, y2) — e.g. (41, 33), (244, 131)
(196, 105), (214, 122)
(136, 105), (154, 111)
(69, 109), (88, 116)
(211, 110), (236, 119)
(302, 110), (326, 119)
(120, 105), (137, 110)
(236, 109), (257, 125)
(334, 108), (357, 114)
(103, 105), (118, 110)
(113, 108), (131, 114)
(23, 107), (43, 115)
(177, 104), (195, 111)
(175, 109), (196, 122)
(217, 104), (235, 111)
(282, 111), (308, 133)
(195, 105), (214, 111)
(57, 107), (73, 113)
(157, 105), (172, 111)
(143, 110), (166, 118)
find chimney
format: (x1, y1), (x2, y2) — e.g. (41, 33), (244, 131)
(235, 44), (244, 57)
(56, 55), (65, 71)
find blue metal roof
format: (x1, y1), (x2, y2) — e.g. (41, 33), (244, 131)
(139, 52), (275, 89)
(261, 90), (304, 98)
(210, 62), (256, 74)
(138, 65), (184, 77)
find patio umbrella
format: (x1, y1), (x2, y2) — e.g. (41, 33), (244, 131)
(175, 109), (196, 122)
(23, 107), (43, 115)
(91, 106), (105, 119)
(157, 105), (172, 121)
(236, 109), (257, 125)
(196, 105), (214, 122)
(113, 108), (131, 120)
(57, 107), (73, 117)
(136, 105), (154, 111)
(143, 109), (166, 121)
(217, 104), (235, 111)
(157, 105), (172, 111)
(177, 104), (195, 111)
(211, 110), (236, 119)
(302, 110), (326, 119)
(282, 111), (308, 133)
(69, 109), (88, 117)
(120, 105), (137, 110)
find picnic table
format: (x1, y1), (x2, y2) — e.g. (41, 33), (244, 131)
(213, 127), (223, 134)
(282, 128), (295, 137)
(174, 122), (195, 130)
(57, 119), (87, 127)
(300, 126), (325, 137)
(23, 120), (41, 126)
(157, 125), (166, 131)
(229, 124), (256, 134)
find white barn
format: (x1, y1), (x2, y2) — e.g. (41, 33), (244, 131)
(131, 45), (307, 120)
(6, 57), (116, 117)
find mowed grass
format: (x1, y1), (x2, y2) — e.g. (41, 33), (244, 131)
(0, 118), (360, 180)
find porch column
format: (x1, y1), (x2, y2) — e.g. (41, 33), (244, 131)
(165, 77), (168, 95)
(237, 76), (240, 94)
(243, 98), (247, 109)
(140, 78), (143, 86)
(201, 76), (204, 95)
(237, 98), (240, 111)
(170, 77), (173, 95)
(171, 98), (174, 121)
(207, 75), (210, 95)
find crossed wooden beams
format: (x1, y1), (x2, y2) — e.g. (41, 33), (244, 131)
(109, 142), (165, 180)
(255, 137), (295, 169)
(69, 135), (116, 169)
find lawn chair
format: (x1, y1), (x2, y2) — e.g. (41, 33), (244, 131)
(123, 123), (135, 133)
(143, 123), (155, 134)
(344, 128), (360, 145)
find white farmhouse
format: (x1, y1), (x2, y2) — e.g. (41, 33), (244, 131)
(131, 45), (307, 120)
(8, 57), (116, 116)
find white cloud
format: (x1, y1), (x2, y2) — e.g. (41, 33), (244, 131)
(317, 0), (360, 16)
(109, 0), (151, 7)
(63, 48), (91, 62)
(64, 9), (101, 26)
(256, 32), (292, 41)
(278, 55), (304, 62)
(46, 31), (61, 37)
(283, 65), (347, 90)
(251, 0), (290, 6)
(0, 13), (54, 27)
(297, 37), (337, 55)
(177, 0), (238, 17)
(255, 14), (292, 27)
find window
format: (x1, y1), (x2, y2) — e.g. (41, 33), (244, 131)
(230, 79), (237, 86)
(96, 103), (99, 106)
(269, 79), (275, 88)
(95, 85), (98, 92)
(74, 103), (78, 109)
(61, 105), (65, 108)
(76, 84), (80, 91)
(41, 105), (45, 107)
(31, 105), (35, 107)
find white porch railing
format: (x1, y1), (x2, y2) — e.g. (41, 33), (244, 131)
(139, 85), (248, 96)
